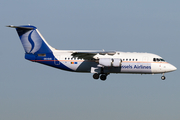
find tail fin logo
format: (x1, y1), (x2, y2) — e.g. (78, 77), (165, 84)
(8, 25), (52, 54)
(20, 29), (42, 54)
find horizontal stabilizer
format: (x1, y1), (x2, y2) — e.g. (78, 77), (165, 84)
(7, 25), (35, 30)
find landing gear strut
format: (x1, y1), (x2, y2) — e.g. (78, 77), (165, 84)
(161, 73), (166, 80)
(92, 67), (108, 81)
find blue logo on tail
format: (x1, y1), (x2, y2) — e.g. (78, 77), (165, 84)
(16, 25), (52, 54)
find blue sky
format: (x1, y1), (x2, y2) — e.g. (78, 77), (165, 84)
(0, 0), (180, 120)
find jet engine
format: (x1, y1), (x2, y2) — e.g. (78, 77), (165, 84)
(99, 58), (122, 67)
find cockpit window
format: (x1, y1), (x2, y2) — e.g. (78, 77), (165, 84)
(160, 59), (165, 61)
(153, 58), (165, 62)
(153, 58), (156, 61)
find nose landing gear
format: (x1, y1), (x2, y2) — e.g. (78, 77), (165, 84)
(161, 73), (166, 80)
(161, 76), (166, 80)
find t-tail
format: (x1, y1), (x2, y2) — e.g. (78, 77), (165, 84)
(7, 25), (55, 61)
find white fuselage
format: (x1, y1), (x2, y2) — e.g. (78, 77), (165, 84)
(50, 50), (176, 74)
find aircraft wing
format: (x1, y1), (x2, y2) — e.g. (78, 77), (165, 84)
(71, 50), (116, 59)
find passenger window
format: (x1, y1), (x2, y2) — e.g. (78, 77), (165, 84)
(129, 59), (131, 61)
(126, 59), (128, 61)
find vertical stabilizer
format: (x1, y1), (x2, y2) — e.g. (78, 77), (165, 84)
(7, 25), (54, 54)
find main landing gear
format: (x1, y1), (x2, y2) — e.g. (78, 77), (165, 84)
(93, 73), (108, 81)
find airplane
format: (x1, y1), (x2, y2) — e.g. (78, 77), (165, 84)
(7, 25), (177, 81)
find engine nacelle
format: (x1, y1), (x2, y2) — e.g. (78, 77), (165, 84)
(112, 58), (122, 67)
(99, 58), (122, 67)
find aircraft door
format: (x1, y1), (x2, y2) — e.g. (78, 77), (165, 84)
(159, 63), (162, 71)
(142, 56), (149, 62)
(142, 56), (149, 67)
(156, 59), (162, 71)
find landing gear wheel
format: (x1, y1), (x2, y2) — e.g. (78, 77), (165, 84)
(161, 76), (166, 80)
(100, 74), (107, 81)
(93, 73), (99, 79)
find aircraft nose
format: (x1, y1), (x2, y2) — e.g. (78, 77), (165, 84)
(169, 64), (177, 72)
